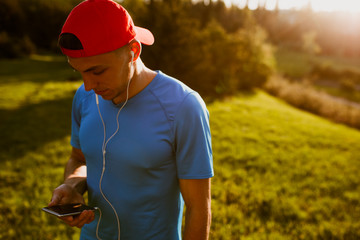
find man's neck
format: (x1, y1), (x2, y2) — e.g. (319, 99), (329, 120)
(112, 59), (157, 105)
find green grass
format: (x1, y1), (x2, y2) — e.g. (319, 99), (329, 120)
(0, 56), (83, 239)
(1, 56), (360, 239)
(210, 92), (360, 239)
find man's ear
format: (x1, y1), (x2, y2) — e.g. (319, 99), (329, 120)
(129, 40), (141, 61)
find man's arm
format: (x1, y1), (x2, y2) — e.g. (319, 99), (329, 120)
(179, 178), (212, 240)
(63, 147), (88, 195)
(49, 147), (87, 205)
(49, 147), (94, 228)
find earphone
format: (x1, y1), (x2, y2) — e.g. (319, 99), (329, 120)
(94, 50), (135, 240)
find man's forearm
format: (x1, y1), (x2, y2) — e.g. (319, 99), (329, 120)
(183, 206), (211, 240)
(63, 155), (87, 195)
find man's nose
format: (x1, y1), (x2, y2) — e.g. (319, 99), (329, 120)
(83, 75), (98, 91)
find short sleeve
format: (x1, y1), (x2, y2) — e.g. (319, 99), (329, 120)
(70, 85), (83, 149)
(174, 92), (214, 179)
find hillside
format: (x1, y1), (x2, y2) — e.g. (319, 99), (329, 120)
(209, 91), (360, 239)
(1, 57), (360, 239)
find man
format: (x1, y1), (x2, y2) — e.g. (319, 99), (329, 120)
(49, 0), (213, 239)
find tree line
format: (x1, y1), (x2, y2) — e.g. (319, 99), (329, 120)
(0, 0), (277, 97)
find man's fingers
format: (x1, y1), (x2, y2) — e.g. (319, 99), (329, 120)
(60, 210), (95, 228)
(75, 210), (95, 228)
(60, 215), (74, 225)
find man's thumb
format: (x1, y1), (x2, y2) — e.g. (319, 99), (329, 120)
(48, 195), (61, 207)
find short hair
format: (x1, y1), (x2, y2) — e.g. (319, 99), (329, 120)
(58, 33), (83, 50)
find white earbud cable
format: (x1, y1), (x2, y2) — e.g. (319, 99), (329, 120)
(95, 52), (134, 240)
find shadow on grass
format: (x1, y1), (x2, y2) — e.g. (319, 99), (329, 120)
(0, 96), (73, 161)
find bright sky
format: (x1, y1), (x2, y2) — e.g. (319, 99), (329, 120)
(223, 0), (360, 12)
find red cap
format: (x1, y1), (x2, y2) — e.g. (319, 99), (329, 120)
(60, 0), (154, 58)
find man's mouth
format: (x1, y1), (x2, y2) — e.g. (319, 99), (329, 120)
(95, 89), (108, 95)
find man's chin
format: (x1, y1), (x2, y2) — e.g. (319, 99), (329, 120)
(95, 92), (112, 101)
(100, 95), (112, 100)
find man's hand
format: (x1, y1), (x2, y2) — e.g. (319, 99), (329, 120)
(49, 183), (95, 228)
(48, 147), (94, 228)
(49, 183), (85, 206)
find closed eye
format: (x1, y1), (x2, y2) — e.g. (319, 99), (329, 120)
(93, 68), (108, 76)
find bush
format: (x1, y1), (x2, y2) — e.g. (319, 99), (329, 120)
(263, 76), (360, 129)
(340, 78), (356, 92)
(231, 23), (276, 91)
(181, 19), (275, 96)
(310, 63), (360, 84)
(184, 20), (231, 96)
(309, 63), (340, 81)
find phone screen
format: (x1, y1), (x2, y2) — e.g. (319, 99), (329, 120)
(42, 203), (95, 217)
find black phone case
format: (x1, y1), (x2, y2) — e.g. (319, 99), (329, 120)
(42, 203), (95, 217)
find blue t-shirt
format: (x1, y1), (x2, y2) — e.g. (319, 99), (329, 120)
(71, 71), (213, 240)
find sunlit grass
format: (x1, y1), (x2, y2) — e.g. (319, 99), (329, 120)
(0, 56), (81, 110)
(0, 56), (82, 239)
(209, 91), (360, 239)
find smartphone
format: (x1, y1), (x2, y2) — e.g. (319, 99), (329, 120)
(42, 203), (95, 217)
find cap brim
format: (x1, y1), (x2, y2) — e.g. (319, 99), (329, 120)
(135, 26), (154, 45)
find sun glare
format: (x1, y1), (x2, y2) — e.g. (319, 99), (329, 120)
(312, 0), (360, 12)
(224, 0), (360, 13)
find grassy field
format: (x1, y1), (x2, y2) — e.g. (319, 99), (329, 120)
(210, 92), (360, 239)
(1, 56), (360, 239)
(0, 55), (83, 239)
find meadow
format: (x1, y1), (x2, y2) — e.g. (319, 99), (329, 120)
(1, 56), (360, 239)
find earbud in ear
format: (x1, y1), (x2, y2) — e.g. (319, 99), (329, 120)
(130, 51), (135, 59)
